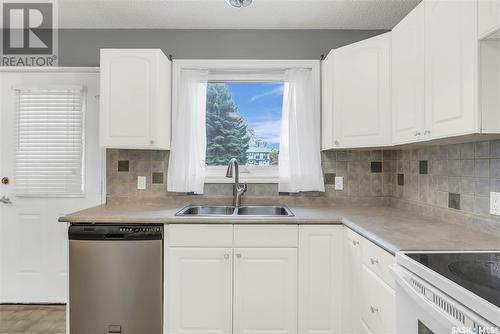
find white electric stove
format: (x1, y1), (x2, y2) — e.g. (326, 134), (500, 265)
(393, 251), (500, 334)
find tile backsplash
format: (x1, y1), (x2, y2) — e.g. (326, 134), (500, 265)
(106, 139), (500, 220)
(391, 140), (500, 217)
(106, 148), (395, 201)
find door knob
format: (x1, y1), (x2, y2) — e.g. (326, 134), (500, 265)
(1, 177), (9, 185)
(0, 196), (12, 204)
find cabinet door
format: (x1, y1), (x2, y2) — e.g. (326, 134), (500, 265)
(361, 265), (396, 334)
(167, 248), (232, 334)
(321, 51), (335, 150)
(233, 248), (297, 334)
(332, 32), (391, 148)
(298, 226), (342, 334)
(424, 0), (478, 139)
(392, 3), (425, 144)
(342, 228), (362, 334)
(100, 49), (170, 149)
(478, 0), (500, 38)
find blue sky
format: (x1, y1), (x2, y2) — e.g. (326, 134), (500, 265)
(226, 82), (284, 149)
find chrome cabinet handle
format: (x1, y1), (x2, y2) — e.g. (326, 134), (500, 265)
(150, 139), (154, 145)
(334, 140), (339, 145)
(352, 240), (359, 246)
(370, 306), (379, 313)
(424, 130), (431, 135)
(0, 196), (12, 204)
(224, 254), (230, 260)
(370, 258), (379, 265)
(414, 131), (421, 136)
(236, 253), (242, 259)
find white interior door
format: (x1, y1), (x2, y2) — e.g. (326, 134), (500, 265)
(0, 69), (103, 303)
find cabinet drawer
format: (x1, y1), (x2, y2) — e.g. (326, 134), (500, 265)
(344, 226), (362, 246)
(168, 224), (233, 247)
(361, 238), (395, 289)
(361, 265), (396, 334)
(234, 225), (298, 247)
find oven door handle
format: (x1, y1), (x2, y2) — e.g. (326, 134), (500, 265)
(390, 264), (464, 329)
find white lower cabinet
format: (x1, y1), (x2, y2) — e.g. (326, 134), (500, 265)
(342, 228), (362, 334)
(361, 265), (396, 334)
(298, 225), (343, 334)
(342, 227), (396, 334)
(233, 248), (297, 334)
(166, 225), (395, 334)
(167, 248), (233, 334)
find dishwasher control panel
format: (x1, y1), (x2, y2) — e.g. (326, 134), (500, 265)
(69, 224), (163, 240)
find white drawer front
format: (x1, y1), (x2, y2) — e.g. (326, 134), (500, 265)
(234, 225), (298, 247)
(361, 265), (396, 334)
(361, 237), (395, 289)
(344, 227), (362, 246)
(168, 224), (233, 247)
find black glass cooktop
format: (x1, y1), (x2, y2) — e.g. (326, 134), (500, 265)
(407, 252), (500, 308)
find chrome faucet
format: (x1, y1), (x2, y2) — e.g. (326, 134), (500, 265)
(226, 158), (247, 207)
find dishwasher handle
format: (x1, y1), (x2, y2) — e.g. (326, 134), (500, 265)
(69, 224), (163, 240)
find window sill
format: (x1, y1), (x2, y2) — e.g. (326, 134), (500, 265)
(205, 166), (278, 184)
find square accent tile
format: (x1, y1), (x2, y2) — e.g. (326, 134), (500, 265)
(324, 173), (336, 184)
(152, 172), (164, 184)
(118, 160), (129, 172)
(448, 193), (460, 210)
(370, 161), (382, 173)
(419, 160), (428, 174)
(397, 174), (404, 186)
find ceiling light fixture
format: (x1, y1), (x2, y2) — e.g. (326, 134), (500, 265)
(226, 0), (253, 8)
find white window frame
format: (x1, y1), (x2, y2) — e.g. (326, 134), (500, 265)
(172, 59), (320, 184)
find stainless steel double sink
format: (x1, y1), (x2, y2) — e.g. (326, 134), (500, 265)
(175, 205), (294, 217)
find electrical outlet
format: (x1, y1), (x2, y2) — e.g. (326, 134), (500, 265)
(334, 176), (343, 190)
(490, 192), (500, 215)
(137, 176), (146, 190)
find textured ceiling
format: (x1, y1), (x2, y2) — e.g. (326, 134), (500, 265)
(58, 0), (421, 29)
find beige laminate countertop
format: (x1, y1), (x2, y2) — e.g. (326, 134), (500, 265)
(59, 202), (500, 255)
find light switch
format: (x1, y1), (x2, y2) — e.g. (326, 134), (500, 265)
(490, 192), (500, 215)
(334, 176), (343, 190)
(137, 176), (146, 190)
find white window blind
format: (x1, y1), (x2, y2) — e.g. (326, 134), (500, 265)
(15, 87), (85, 197)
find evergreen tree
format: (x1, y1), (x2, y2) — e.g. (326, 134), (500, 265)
(206, 83), (250, 165)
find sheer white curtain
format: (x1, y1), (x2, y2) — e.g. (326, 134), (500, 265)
(167, 69), (208, 194)
(279, 68), (325, 192)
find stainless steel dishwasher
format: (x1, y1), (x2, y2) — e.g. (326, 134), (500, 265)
(69, 224), (163, 334)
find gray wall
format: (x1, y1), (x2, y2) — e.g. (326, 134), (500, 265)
(58, 29), (386, 66)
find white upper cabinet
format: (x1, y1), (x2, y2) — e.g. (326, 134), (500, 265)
(424, 0), (478, 139)
(391, 3), (425, 145)
(322, 32), (391, 149)
(478, 0), (500, 38)
(100, 49), (171, 149)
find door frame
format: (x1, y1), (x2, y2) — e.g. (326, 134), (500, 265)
(0, 66), (105, 302)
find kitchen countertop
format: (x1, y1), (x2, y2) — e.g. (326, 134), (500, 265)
(59, 202), (500, 255)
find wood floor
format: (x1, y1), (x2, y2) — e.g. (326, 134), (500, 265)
(0, 305), (65, 334)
